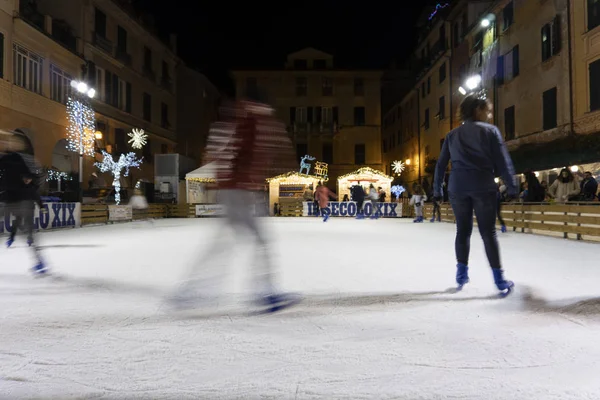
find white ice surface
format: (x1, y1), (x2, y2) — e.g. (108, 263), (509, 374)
(1, 218), (600, 399)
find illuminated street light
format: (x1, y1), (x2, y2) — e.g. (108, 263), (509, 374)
(94, 131), (103, 140)
(405, 159), (411, 165)
(458, 86), (467, 95)
(465, 75), (482, 90)
(71, 80), (95, 98)
(481, 18), (490, 27)
(571, 165), (579, 173)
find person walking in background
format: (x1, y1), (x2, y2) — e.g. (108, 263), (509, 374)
(548, 168), (580, 203)
(170, 96), (299, 313)
(410, 185), (427, 223)
(378, 187), (386, 203)
(580, 171), (598, 201)
(434, 94), (517, 297)
(0, 132), (48, 275)
(315, 182), (337, 222)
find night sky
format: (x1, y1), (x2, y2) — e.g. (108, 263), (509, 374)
(138, 1), (428, 94)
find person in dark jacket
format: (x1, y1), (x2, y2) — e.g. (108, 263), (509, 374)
(350, 182), (365, 218)
(434, 94), (516, 296)
(0, 133), (47, 274)
(523, 169), (545, 202)
(580, 172), (598, 201)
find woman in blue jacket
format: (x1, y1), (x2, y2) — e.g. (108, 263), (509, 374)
(433, 95), (517, 296)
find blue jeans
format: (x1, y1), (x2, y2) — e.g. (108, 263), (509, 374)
(450, 192), (501, 269)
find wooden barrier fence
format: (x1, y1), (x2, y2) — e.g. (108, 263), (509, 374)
(80, 204), (196, 226)
(423, 202), (600, 241)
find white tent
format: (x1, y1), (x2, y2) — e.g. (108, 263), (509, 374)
(185, 162), (217, 204)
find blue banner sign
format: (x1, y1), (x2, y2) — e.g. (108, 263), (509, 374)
(0, 202), (81, 233)
(303, 201), (401, 217)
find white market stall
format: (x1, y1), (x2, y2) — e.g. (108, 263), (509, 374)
(337, 167), (393, 202)
(267, 172), (324, 216)
(185, 162), (217, 204)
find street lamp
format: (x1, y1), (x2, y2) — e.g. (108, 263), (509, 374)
(481, 18), (490, 27)
(458, 74), (483, 96)
(94, 131), (103, 140)
(71, 80), (95, 98)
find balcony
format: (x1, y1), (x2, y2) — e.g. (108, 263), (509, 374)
(51, 20), (76, 53)
(94, 32), (113, 55)
(19, 2), (44, 31)
(115, 48), (131, 66)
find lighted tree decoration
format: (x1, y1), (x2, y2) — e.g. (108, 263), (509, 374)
(95, 151), (143, 205)
(46, 169), (72, 192)
(392, 160), (405, 175)
(391, 185), (406, 198)
(128, 128), (148, 149)
(66, 96), (96, 157)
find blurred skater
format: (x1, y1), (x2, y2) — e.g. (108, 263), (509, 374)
(315, 182), (336, 222)
(350, 182), (365, 219)
(434, 95), (516, 296)
(129, 187), (152, 225)
(410, 184), (427, 223)
(170, 96), (299, 312)
(0, 130), (47, 274)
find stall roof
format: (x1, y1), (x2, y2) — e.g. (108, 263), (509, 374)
(266, 171), (328, 183)
(337, 167), (393, 182)
(185, 162), (216, 182)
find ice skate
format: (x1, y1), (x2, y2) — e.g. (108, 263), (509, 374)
(255, 292), (302, 313)
(323, 215), (329, 222)
(430, 217), (435, 222)
(31, 261), (48, 276)
(413, 216), (423, 223)
(6, 238), (13, 248)
(492, 268), (514, 297)
(27, 238), (33, 246)
(437, 216), (441, 222)
(501, 225), (507, 233)
(455, 263), (469, 291)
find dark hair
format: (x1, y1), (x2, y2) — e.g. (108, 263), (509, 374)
(459, 94), (488, 121)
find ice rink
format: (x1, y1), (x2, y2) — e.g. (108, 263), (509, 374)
(1, 217), (600, 399)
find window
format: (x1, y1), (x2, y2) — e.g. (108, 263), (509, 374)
(294, 59), (307, 69)
(296, 107), (307, 123)
(504, 106), (515, 140)
(246, 77), (258, 98)
(50, 65), (71, 104)
(322, 107), (332, 124)
(94, 7), (106, 37)
(424, 108), (430, 130)
(497, 45), (520, 84)
(296, 143), (307, 161)
(461, 13), (467, 38)
(295, 77), (307, 96)
(115, 128), (126, 154)
(438, 96), (445, 120)
(313, 59), (326, 69)
(453, 22), (460, 47)
(354, 77), (364, 95)
(439, 62), (446, 83)
(543, 87), (557, 130)
(117, 26), (127, 54)
(143, 93), (151, 121)
(354, 144), (366, 165)
(161, 60), (170, 81)
(421, 82), (425, 98)
(503, 1), (514, 31)
(118, 80), (131, 112)
(427, 76), (431, 94)
(13, 44), (43, 94)
(590, 58), (600, 111)
(161, 144), (168, 154)
(322, 143), (333, 164)
(143, 46), (152, 71)
(322, 77), (333, 96)
(542, 16), (561, 61)
(0, 33), (4, 78)
(354, 107), (365, 126)
(95, 66), (104, 101)
(161, 102), (169, 128)
(589, 0), (600, 31)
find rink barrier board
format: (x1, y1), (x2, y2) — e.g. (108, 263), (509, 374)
(0, 202), (81, 232)
(423, 202), (600, 241)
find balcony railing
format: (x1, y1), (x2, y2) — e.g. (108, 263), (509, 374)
(19, 3), (44, 31)
(52, 20), (76, 52)
(116, 48), (131, 65)
(94, 32), (113, 54)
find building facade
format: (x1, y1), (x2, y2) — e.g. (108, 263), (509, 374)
(0, 0), (178, 196)
(175, 64), (220, 165)
(232, 48), (383, 187)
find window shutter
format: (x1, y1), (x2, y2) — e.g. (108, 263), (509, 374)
(513, 45), (520, 77)
(105, 70), (112, 103)
(125, 82), (132, 113)
(552, 15), (561, 54)
(496, 55), (504, 85)
(289, 107), (296, 123)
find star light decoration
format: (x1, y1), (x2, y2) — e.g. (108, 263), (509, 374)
(66, 96), (96, 156)
(128, 128), (148, 149)
(392, 160), (405, 175)
(95, 151), (143, 205)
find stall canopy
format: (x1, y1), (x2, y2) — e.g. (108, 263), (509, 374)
(337, 167), (393, 201)
(266, 171), (325, 215)
(185, 162), (217, 203)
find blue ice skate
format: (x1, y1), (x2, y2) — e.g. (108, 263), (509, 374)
(501, 225), (507, 233)
(456, 263), (469, 291)
(31, 261), (48, 275)
(256, 293), (302, 313)
(356, 213), (365, 220)
(437, 216), (441, 222)
(27, 238), (33, 246)
(323, 214), (329, 222)
(6, 238), (13, 248)
(492, 268), (514, 297)
(413, 216), (423, 223)
(430, 217), (436, 222)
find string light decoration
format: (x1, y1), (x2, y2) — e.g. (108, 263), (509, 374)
(428, 3), (449, 20)
(128, 128), (148, 149)
(392, 161), (405, 174)
(66, 96), (96, 156)
(95, 151), (143, 205)
(266, 171), (327, 184)
(337, 167), (393, 182)
(46, 169), (71, 182)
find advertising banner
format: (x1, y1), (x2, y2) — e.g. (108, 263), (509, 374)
(303, 201), (402, 218)
(195, 204), (226, 216)
(0, 202), (81, 232)
(108, 205), (133, 221)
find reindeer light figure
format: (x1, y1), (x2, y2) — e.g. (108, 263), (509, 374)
(299, 155), (315, 175)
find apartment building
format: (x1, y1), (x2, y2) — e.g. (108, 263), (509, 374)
(0, 0), (178, 194)
(232, 47), (383, 186)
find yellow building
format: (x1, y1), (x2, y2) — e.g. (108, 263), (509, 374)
(232, 48), (383, 186)
(0, 0), (177, 195)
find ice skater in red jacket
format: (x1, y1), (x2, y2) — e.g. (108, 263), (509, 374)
(314, 182), (337, 222)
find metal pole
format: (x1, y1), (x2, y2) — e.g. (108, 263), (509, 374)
(79, 101), (84, 202)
